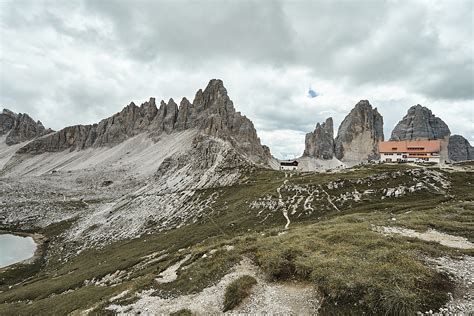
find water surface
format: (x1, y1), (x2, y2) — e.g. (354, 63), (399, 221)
(0, 234), (37, 268)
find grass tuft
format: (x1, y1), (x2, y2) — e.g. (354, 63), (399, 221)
(222, 275), (257, 312)
(170, 308), (193, 316)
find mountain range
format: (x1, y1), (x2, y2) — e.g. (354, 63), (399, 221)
(1, 79), (473, 315)
(1, 80), (472, 176)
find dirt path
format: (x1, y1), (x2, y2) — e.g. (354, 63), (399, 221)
(277, 180), (290, 229)
(374, 226), (473, 249)
(320, 185), (340, 212)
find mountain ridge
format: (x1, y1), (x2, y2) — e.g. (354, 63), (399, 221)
(2, 79), (272, 168)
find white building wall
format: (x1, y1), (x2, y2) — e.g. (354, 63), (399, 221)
(381, 153), (440, 163)
(280, 165), (298, 171)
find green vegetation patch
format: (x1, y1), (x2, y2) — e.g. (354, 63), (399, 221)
(252, 213), (458, 314)
(170, 308), (194, 316)
(223, 275), (257, 312)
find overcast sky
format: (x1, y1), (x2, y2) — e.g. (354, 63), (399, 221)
(1, 0), (473, 159)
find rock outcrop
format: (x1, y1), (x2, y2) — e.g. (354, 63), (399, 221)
(0, 109), (17, 136)
(15, 79), (271, 165)
(303, 117), (334, 159)
(390, 105), (450, 141)
(334, 100), (384, 161)
(0, 109), (52, 145)
(448, 135), (473, 161)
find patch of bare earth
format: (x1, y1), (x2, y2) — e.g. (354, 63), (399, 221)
(107, 257), (320, 315)
(373, 226), (474, 249)
(421, 256), (473, 315)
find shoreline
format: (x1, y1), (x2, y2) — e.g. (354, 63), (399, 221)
(0, 230), (47, 271)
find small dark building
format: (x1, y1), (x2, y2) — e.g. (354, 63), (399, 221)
(280, 160), (299, 171)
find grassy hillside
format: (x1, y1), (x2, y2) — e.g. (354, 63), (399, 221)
(1, 163), (473, 314)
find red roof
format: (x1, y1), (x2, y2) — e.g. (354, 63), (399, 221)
(379, 140), (441, 153)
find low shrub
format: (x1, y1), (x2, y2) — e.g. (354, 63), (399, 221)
(170, 308), (193, 316)
(222, 275), (257, 312)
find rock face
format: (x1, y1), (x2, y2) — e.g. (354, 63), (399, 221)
(303, 117), (334, 159)
(334, 100), (384, 161)
(0, 109), (17, 136)
(0, 109), (52, 145)
(15, 79), (271, 164)
(390, 105), (451, 162)
(448, 135), (473, 161)
(390, 105), (450, 141)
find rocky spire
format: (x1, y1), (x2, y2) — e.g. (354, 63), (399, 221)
(303, 117), (335, 159)
(1, 109), (52, 145)
(0, 109), (17, 136)
(193, 79), (235, 117)
(175, 97), (193, 130)
(390, 104), (450, 141)
(163, 98), (179, 133)
(334, 100), (384, 161)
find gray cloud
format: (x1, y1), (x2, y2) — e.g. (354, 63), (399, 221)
(0, 0), (472, 158)
(82, 0), (296, 64)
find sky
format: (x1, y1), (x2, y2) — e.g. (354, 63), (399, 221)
(0, 0), (473, 159)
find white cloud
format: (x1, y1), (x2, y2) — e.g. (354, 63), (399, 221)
(0, 0), (472, 159)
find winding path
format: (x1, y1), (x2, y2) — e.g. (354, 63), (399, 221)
(277, 180), (291, 229)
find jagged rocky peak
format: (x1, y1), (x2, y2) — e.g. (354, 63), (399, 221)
(193, 79), (234, 116)
(303, 117), (334, 159)
(0, 109), (17, 135)
(175, 97), (193, 130)
(334, 100), (384, 161)
(390, 104), (450, 141)
(192, 79), (271, 163)
(14, 79), (272, 165)
(448, 135), (473, 161)
(0, 108), (52, 145)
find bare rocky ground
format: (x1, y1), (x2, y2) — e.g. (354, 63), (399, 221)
(422, 256), (473, 315)
(374, 226), (474, 250)
(108, 257), (320, 315)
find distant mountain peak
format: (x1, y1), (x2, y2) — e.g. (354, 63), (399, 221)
(12, 79), (272, 166)
(334, 100), (384, 161)
(390, 104), (450, 141)
(0, 109), (52, 144)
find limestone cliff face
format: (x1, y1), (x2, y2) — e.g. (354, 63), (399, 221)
(448, 135), (473, 161)
(303, 117), (334, 159)
(334, 100), (384, 161)
(0, 109), (52, 145)
(0, 109), (17, 136)
(15, 80), (271, 164)
(390, 105), (451, 162)
(390, 105), (450, 141)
